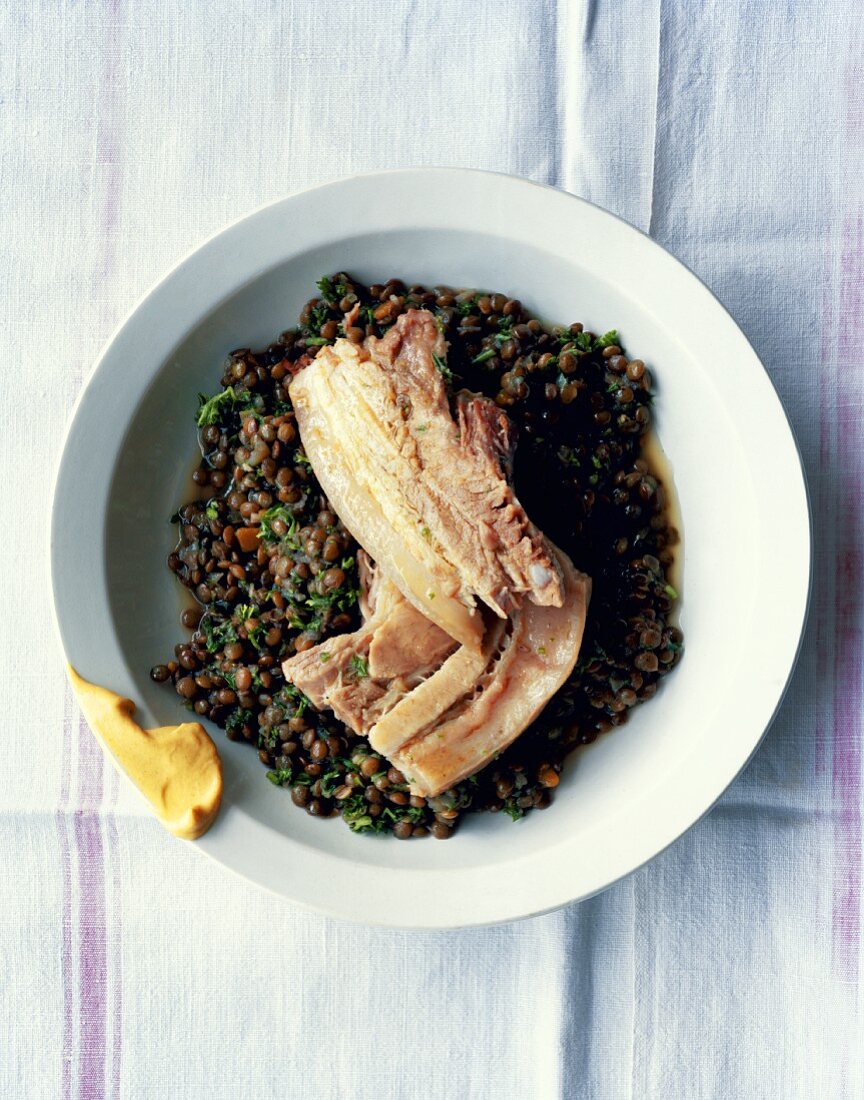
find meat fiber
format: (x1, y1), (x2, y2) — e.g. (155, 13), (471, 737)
(369, 547), (590, 797)
(280, 554), (457, 737)
(288, 309), (563, 649)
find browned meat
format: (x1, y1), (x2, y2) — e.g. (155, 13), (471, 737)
(288, 309), (564, 648)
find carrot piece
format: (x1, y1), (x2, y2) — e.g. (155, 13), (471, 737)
(235, 526), (261, 552)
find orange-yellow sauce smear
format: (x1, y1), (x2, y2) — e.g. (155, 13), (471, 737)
(67, 666), (222, 840)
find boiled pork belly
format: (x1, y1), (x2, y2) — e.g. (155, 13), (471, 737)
(282, 548), (590, 799)
(280, 554), (457, 737)
(370, 548), (590, 797)
(288, 309), (563, 649)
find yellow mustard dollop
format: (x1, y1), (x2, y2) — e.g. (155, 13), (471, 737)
(67, 666), (223, 840)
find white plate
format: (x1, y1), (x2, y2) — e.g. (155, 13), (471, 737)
(50, 169), (810, 928)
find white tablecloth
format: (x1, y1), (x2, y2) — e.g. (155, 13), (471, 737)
(4, 1), (862, 1096)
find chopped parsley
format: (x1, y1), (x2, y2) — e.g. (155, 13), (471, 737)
(432, 352), (455, 384)
(258, 504), (300, 547)
(472, 347), (496, 365)
(495, 316), (515, 343)
(237, 403), (264, 424)
(242, 614), (267, 651)
(196, 386), (238, 427)
(320, 768), (344, 798)
(569, 328), (619, 353)
(664, 583), (679, 600)
(316, 275), (350, 305)
(305, 577), (360, 620)
(199, 616), (239, 654)
(280, 683), (311, 717)
(340, 792), (378, 833)
(225, 708), (252, 733)
(350, 654), (369, 679)
(558, 445), (581, 469)
(572, 331), (594, 352)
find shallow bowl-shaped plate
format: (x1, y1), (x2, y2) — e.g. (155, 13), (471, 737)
(50, 169), (810, 928)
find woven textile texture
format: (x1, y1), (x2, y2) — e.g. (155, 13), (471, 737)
(2, 1), (861, 1096)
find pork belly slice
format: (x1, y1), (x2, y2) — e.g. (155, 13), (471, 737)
(369, 548), (591, 798)
(288, 309), (563, 649)
(280, 556), (458, 737)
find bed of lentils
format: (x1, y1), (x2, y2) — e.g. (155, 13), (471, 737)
(151, 274), (683, 840)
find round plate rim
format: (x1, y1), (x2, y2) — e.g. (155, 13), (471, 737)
(49, 168), (812, 928)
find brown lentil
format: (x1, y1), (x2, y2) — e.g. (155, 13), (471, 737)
(154, 274), (682, 840)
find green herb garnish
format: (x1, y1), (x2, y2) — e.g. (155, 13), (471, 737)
(199, 616), (239, 654)
(225, 708), (252, 733)
(573, 332), (594, 352)
(316, 275), (350, 305)
(259, 505), (299, 547)
(432, 352), (455, 383)
(281, 683), (311, 717)
(196, 386), (238, 427)
(495, 316), (515, 343)
(320, 768), (344, 797)
(350, 655), (369, 679)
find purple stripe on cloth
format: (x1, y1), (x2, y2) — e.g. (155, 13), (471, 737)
(74, 812), (107, 1100)
(107, 786), (123, 1099)
(76, 698), (108, 1100)
(97, 1), (127, 1092)
(57, 686), (76, 1100)
(77, 713), (105, 811)
(69, 0), (130, 1082)
(830, 211), (863, 981)
(56, 810), (74, 1100)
